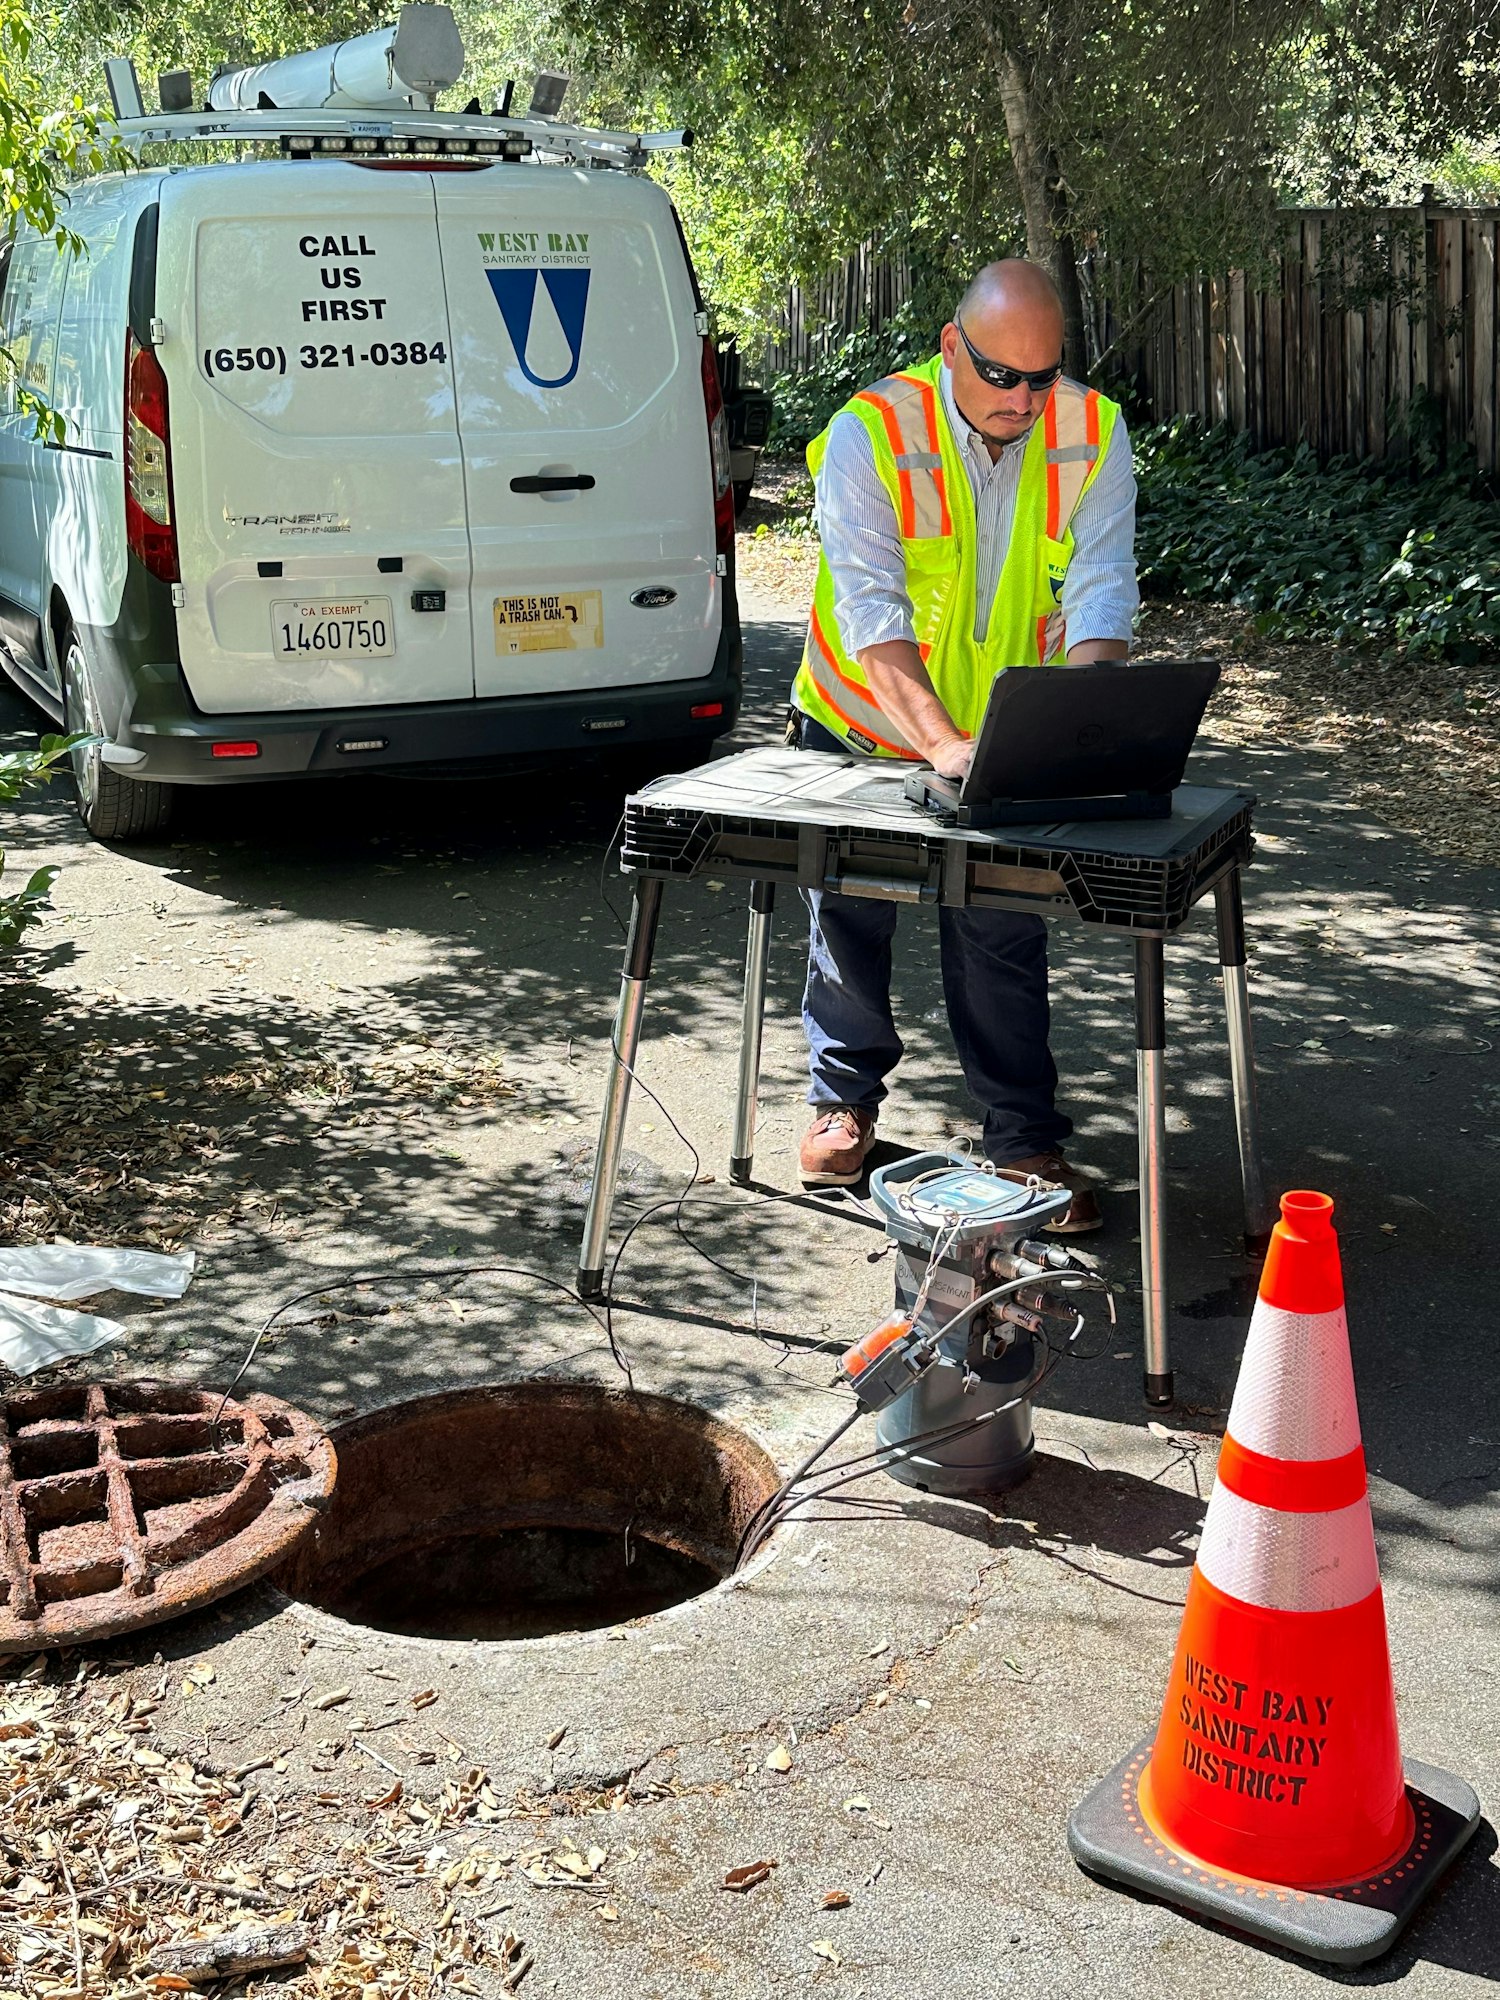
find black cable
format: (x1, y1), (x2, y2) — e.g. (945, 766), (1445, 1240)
(211, 1260), (624, 1442)
(737, 1305), (1107, 1563)
(598, 811), (628, 937)
(733, 1406), (863, 1562)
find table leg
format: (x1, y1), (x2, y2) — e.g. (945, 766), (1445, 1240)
(730, 881), (776, 1185)
(577, 877), (664, 1301)
(1135, 935), (1172, 1408)
(1214, 869), (1273, 1252)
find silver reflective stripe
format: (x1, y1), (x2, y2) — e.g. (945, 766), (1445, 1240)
(1045, 443), (1099, 464)
(804, 619), (920, 756)
(894, 450), (942, 470)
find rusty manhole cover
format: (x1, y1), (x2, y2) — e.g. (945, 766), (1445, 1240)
(0, 1380), (336, 1654)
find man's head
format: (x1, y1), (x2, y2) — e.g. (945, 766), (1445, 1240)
(939, 260), (1065, 446)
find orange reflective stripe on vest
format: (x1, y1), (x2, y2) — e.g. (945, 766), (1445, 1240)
(1043, 386), (1103, 539)
(807, 604), (920, 758)
(854, 374), (951, 541)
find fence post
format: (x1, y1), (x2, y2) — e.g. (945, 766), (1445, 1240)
(1421, 185), (1445, 463)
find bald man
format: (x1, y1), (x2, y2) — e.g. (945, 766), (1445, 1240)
(788, 259), (1139, 1228)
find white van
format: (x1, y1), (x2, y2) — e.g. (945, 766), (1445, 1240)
(0, 92), (741, 838)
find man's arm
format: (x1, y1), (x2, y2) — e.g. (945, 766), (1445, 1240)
(1061, 417), (1139, 664)
(858, 642), (974, 776)
(816, 416), (973, 775)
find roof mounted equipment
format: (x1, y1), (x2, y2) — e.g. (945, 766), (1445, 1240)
(206, 2), (466, 113)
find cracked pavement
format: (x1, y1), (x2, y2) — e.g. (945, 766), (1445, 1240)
(0, 583), (1497, 1994)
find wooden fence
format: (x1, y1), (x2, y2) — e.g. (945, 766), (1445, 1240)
(770, 205), (1500, 474)
(762, 239), (913, 374)
(1116, 205), (1500, 474)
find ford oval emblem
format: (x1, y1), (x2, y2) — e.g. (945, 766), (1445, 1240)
(630, 585), (678, 609)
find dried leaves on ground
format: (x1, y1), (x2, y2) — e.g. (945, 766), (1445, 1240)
(0, 994), (515, 1252)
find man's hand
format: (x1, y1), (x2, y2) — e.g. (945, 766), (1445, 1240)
(928, 735), (976, 781)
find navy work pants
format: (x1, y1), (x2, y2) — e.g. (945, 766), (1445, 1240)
(794, 713), (1069, 1166)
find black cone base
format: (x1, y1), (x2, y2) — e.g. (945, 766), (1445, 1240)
(1068, 1736), (1481, 1966)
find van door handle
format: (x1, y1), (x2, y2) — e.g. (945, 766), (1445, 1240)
(510, 473), (596, 494)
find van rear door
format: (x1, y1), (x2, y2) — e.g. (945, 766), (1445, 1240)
(161, 165), (473, 715)
(432, 171), (721, 701)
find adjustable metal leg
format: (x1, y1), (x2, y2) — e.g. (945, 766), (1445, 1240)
(1214, 868), (1273, 1252)
(1135, 936), (1172, 1408)
(577, 876), (664, 1301)
(730, 880), (776, 1185)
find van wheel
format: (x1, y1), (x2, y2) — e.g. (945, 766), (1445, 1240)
(62, 633), (174, 842)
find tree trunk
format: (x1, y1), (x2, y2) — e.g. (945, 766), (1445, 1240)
(995, 51), (1090, 376)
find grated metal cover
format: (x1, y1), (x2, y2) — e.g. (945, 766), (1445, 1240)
(0, 1380), (335, 1654)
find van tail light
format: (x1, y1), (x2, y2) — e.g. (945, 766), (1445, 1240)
(700, 335), (735, 557)
(124, 332), (179, 583)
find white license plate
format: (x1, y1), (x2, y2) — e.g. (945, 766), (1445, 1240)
(271, 596), (394, 660)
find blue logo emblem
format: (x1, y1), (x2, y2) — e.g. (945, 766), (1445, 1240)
(485, 267), (591, 388)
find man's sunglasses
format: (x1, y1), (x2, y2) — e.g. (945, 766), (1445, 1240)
(954, 315), (1064, 393)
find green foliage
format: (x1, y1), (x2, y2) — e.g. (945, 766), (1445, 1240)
(1431, 137), (1500, 203)
(0, 2), (127, 431)
(0, 737), (87, 950)
(764, 275), (952, 452)
(1135, 416), (1500, 661)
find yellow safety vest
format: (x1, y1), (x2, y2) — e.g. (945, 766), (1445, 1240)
(791, 353), (1120, 757)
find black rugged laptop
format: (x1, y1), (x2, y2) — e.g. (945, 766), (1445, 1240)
(902, 657), (1221, 827)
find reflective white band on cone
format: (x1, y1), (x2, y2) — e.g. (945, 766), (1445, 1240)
(1226, 1302), (1361, 1462)
(1196, 1483), (1381, 1613)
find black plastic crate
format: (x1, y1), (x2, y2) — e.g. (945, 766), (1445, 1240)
(622, 791), (1254, 936)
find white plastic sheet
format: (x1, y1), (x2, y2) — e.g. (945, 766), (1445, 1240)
(0, 1294), (127, 1375)
(0, 1244), (197, 1377)
(0, 1245), (195, 1302)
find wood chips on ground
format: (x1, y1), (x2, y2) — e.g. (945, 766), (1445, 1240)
(0, 1658), (687, 1999)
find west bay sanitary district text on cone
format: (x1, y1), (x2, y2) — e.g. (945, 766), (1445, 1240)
(1068, 1190), (1481, 1965)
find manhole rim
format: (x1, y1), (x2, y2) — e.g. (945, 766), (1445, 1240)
(265, 1379), (791, 1653)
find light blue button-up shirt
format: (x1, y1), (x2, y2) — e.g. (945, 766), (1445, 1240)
(814, 361), (1140, 660)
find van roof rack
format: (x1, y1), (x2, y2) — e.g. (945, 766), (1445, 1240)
(112, 106), (691, 173)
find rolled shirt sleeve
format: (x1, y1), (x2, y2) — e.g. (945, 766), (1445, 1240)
(813, 412), (917, 656)
(1059, 417), (1140, 651)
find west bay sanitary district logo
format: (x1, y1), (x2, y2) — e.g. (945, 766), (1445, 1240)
(478, 229), (592, 389)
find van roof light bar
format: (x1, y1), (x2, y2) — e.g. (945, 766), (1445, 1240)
(109, 105), (691, 171)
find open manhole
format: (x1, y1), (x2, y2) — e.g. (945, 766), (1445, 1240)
(0, 1380), (335, 1654)
(276, 1384), (781, 1641)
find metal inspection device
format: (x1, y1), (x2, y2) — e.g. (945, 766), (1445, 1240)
(837, 1155), (1101, 1493)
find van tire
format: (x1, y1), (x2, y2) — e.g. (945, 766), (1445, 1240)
(62, 632), (174, 842)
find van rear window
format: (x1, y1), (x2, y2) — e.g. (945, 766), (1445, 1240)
(188, 195), (457, 436)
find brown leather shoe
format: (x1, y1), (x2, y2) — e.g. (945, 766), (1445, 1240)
(799, 1106), (877, 1186)
(995, 1149), (1102, 1234)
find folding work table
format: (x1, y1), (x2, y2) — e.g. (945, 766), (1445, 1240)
(576, 747), (1270, 1406)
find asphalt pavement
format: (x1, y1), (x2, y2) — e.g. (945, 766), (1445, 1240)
(0, 586), (1497, 1995)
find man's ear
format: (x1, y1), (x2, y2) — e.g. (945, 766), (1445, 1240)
(938, 322), (960, 367)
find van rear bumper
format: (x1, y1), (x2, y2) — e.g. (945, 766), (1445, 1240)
(92, 612), (742, 786)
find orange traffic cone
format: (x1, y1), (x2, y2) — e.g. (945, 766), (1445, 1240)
(1069, 1191), (1480, 1963)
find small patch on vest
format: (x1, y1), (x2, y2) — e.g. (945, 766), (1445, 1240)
(845, 727), (878, 754)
